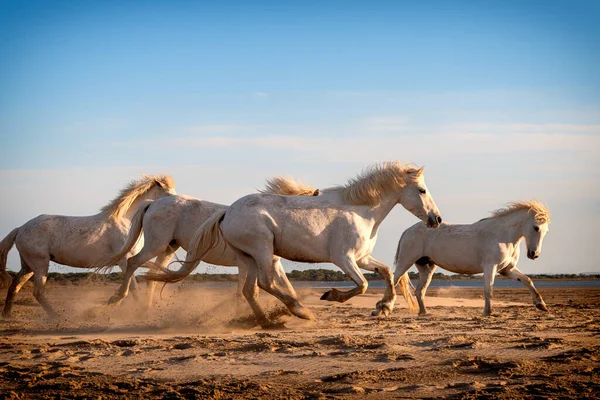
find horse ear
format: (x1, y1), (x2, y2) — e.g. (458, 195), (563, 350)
(413, 166), (425, 177)
(154, 178), (165, 188)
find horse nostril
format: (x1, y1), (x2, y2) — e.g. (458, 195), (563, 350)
(436, 216), (442, 224)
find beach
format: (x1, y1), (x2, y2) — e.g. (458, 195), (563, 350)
(1, 282), (599, 399)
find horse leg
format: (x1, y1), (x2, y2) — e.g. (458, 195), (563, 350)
(145, 245), (179, 309)
(372, 258), (415, 315)
(236, 262), (249, 304)
(357, 256), (398, 316)
(415, 262), (436, 316)
(235, 253), (270, 327)
(500, 266), (548, 311)
(119, 258), (141, 302)
(357, 256), (396, 316)
(254, 255), (315, 321)
(483, 264), (498, 317)
(109, 247), (163, 305)
(20, 255), (58, 319)
(2, 257), (33, 318)
(321, 254), (368, 303)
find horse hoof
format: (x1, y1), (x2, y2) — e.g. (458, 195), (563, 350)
(262, 321), (287, 330)
(107, 296), (123, 306)
(293, 307), (316, 321)
(536, 303), (549, 312)
(371, 309), (382, 317)
(320, 288), (340, 302)
(320, 290), (333, 301)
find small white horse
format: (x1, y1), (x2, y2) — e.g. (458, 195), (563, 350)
(95, 177), (320, 308)
(145, 162), (442, 326)
(0, 175), (176, 318)
(380, 201), (550, 317)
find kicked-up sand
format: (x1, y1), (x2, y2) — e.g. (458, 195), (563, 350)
(0, 281), (599, 399)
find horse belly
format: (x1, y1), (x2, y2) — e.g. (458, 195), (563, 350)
(203, 240), (238, 267)
(428, 238), (483, 275)
(273, 239), (330, 263)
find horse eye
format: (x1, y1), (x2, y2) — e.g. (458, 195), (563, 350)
(534, 226), (540, 232)
(419, 189), (426, 194)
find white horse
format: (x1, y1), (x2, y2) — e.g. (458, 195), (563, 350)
(382, 201), (550, 317)
(0, 175), (176, 318)
(144, 162), (442, 326)
(94, 177), (320, 308)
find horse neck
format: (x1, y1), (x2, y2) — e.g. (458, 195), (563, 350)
(369, 191), (401, 227)
(494, 209), (529, 245)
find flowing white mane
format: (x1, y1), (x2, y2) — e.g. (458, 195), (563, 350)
(101, 174), (175, 219)
(260, 176), (318, 196)
(490, 200), (551, 224)
(334, 161), (421, 206)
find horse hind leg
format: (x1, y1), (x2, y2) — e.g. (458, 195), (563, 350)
(235, 253), (270, 327)
(2, 257), (33, 318)
(251, 251), (315, 322)
(145, 245), (179, 309)
(415, 260), (436, 316)
(21, 255), (57, 319)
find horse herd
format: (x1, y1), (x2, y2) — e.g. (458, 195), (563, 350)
(0, 162), (550, 327)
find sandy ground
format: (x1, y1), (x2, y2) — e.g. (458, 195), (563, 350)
(0, 282), (599, 399)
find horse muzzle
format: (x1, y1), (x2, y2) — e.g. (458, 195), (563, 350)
(528, 250), (540, 260)
(427, 214), (442, 229)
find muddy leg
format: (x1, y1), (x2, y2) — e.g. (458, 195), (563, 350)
(146, 245), (179, 308)
(235, 254), (270, 327)
(236, 262), (248, 304)
(415, 262), (436, 316)
(373, 258), (415, 316)
(483, 264), (498, 317)
(31, 272), (57, 319)
(357, 256), (397, 317)
(255, 255), (315, 321)
(2, 258), (33, 318)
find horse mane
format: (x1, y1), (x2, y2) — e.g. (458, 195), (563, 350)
(335, 161), (421, 206)
(101, 174), (175, 219)
(489, 200), (551, 224)
(261, 176), (318, 196)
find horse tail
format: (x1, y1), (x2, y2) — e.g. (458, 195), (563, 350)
(394, 230), (419, 312)
(260, 176), (319, 196)
(142, 209), (226, 283)
(94, 200), (153, 272)
(0, 228), (18, 289)
(397, 272), (418, 312)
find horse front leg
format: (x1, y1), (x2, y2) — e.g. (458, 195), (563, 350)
(500, 266), (548, 311)
(371, 258), (416, 316)
(357, 257), (396, 316)
(483, 264), (498, 317)
(321, 254), (368, 303)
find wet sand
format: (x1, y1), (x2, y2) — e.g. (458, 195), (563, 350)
(1, 282), (599, 399)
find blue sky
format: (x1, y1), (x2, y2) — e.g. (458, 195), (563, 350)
(0, 0), (599, 274)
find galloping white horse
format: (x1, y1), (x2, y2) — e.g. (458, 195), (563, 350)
(379, 201), (550, 317)
(0, 175), (176, 318)
(94, 177), (319, 308)
(145, 162), (442, 326)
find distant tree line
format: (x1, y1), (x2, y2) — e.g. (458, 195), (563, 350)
(6, 269), (599, 285)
